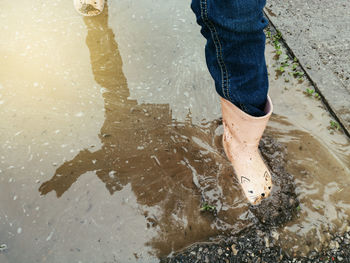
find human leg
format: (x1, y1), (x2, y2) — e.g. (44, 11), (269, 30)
(191, 0), (273, 204)
(191, 0), (268, 117)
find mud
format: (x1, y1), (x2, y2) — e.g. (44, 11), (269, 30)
(251, 136), (299, 226)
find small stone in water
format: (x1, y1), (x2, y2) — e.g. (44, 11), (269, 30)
(264, 236), (270, 248)
(231, 244), (238, 255)
(271, 230), (279, 240)
(329, 240), (339, 250)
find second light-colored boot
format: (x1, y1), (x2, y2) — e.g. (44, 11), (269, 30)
(74, 0), (105, 16)
(221, 96), (273, 205)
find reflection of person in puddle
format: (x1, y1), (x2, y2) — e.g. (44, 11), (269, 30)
(40, 4), (250, 254)
(63, 0), (273, 206)
(191, 0), (273, 204)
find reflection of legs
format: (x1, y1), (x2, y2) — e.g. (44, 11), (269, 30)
(191, 0), (273, 204)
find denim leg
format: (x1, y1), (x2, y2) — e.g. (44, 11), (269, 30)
(191, 0), (269, 117)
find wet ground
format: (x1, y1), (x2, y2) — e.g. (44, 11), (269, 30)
(264, 1), (350, 135)
(1, 0), (350, 262)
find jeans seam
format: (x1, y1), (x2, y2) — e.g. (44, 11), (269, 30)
(200, 0), (231, 101)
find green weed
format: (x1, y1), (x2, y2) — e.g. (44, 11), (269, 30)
(291, 63), (298, 71)
(200, 203), (216, 212)
(304, 88), (314, 96)
(277, 66), (285, 73)
(329, 120), (341, 131)
(293, 71), (304, 77)
(266, 30), (271, 38)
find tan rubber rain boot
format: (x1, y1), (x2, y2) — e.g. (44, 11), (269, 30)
(221, 96), (273, 205)
(74, 0), (105, 16)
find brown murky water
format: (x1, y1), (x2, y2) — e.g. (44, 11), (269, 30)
(1, 0), (349, 262)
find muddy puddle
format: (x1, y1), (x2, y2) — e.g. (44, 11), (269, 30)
(1, 0), (350, 262)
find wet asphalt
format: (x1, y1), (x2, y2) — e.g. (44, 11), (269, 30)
(1, 1), (350, 262)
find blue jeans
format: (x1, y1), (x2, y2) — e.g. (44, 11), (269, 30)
(191, 0), (268, 117)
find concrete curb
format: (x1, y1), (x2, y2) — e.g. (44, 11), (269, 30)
(264, 10), (350, 138)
